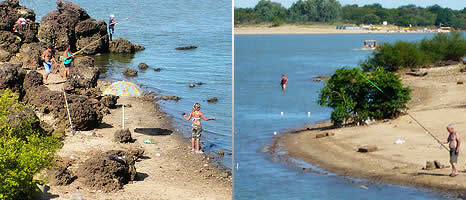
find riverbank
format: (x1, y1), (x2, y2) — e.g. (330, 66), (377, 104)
(39, 71), (232, 199)
(272, 64), (466, 194)
(234, 24), (452, 35)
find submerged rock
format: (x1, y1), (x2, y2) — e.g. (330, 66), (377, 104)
(207, 97), (218, 103)
(138, 62), (148, 70)
(123, 68), (138, 77)
(175, 45), (197, 50)
(109, 38), (144, 54)
(153, 67), (161, 72)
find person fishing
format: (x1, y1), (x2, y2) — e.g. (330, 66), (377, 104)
(63, 44), (73, 78)
(438, 125), (461, 177)
(280, 74), (288, 91)
(108, 14), (117, 41)
(41, 46), (57, 84)
(183, 103), (216, 154)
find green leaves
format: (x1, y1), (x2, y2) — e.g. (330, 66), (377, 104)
(0, 89), (60, 200)
(318, 67), (411, 126)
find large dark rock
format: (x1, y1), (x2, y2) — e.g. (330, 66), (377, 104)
(114, 129), (132, 143)
(101, 95), (119, 109)
(77, 150), (137, 192)
(138, 62), (148, 70)
(109, 38), (145, 54)
(12, 42), (42, 70)
(0, 62), (25, 92)
(48, 157), (76, 186)
(0, 0), (36, 31)
(38, 1), (107, 53)
(64, 56), (99, 90)
(23, 70), (43, 90)
(0, 30), (22, 61)
(13, 21), (39, 43)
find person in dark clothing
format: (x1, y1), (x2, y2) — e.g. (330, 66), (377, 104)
(108, 14), (117, 41)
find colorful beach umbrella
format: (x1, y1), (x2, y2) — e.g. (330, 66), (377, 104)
(103, 81), (143, 130)
(103, 81), (142, 97)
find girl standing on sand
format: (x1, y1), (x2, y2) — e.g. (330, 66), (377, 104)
(183, 103), (216, 153)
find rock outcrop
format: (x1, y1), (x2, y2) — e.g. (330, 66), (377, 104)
(109, 38), (145, 54)
(0, 62), (25, 92)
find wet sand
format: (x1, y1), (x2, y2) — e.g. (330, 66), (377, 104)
(273, 64), (466, 193)
(40, 71), (232, 200)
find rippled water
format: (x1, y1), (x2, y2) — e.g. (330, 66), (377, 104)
(21, 0), (232, 167)
(234, 33), (452, 199)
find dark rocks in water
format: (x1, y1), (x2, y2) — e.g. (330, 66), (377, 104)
(77, 150), (137, 192)
(64, 56), (99, 90)
(196, 82), (204, 85)
(38, 1), (108, 52)
(100, 95), (119, 109)
(109, 38), (145, 54)
(138, 62), (148, 70)
(23, 70), (43, 90)
(189, 83), (195, 88)
(207, 97), (218, 103)
(158, 95), (181, 101)
(175, 45), (197, 50)
(0, 30), (22, 61)
(153, 67), (161, 72)
(0, 0), (36, 31)
(0, 62), (26, 92)
(312, 76), (329, 82)
(123, 68), (138, 77)
(114, 129), (133, 143)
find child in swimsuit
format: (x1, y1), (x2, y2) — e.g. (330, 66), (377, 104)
(183, 103), (216, 153)
(63, 44), (73, 78)
(41, 46), (57, 84)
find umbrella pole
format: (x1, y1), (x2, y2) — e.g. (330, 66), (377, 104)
(122, 104), (125, 130)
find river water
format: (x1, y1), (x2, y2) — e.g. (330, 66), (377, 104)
(20, 0), (232, 167)
(234, 33), (453, 199)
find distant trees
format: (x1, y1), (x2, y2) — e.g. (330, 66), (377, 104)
(234, 0), (466, 29)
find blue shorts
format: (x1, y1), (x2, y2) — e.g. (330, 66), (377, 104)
(43, 62), (52, 74)
(109, 28), (114, 35)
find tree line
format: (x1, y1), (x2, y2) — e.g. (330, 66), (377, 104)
(235, 0), (466, 29)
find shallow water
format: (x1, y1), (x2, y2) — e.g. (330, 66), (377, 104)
(234, 33), (452, 199)
(20, 0), (232, 167)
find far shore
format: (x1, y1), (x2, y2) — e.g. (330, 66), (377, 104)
(235, 24), (458, 35)
(271, 63), (466, 194)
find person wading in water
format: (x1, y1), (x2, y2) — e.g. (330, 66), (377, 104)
(183, 103), (216, 154)
(281, 74), (288, 91)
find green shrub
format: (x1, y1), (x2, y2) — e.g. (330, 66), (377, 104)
(0, 89), (60, 200)
(362, 32), (465, 72)
(271, 16), (284, 27)
(318, 67), (411, 126)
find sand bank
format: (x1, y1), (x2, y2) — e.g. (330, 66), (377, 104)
(273, 64), (466, 193)
(40, 71), (232, 200)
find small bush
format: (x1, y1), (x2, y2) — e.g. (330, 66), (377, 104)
(318, 67), (411, 126)
(271, 16), (284, 27)
(0, 89), (60, 200)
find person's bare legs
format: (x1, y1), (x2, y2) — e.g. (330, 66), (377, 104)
(64, 68), (69, 79)
(282, 84), (286, 91)
(191, 138), (195, 151)
(196, 138), (201, 153)
(452, 162), (458, 176)
(45, 73), (49, 84)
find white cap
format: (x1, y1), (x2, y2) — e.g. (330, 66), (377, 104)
(110, 14), (115, 18)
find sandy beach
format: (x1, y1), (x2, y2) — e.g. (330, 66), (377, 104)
(235, 24), (442, 35)
(39, 71), (232, 200)
(272, 64), (466, 193)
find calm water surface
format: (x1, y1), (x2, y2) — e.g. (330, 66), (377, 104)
(234, 33), (452, 199)
(21, 0), (232, 167)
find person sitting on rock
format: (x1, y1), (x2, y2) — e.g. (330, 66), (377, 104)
(439, 124), (461, 177)
(63, 44), (73, 78)
(108, 14), (117, 41)
(183, 103), (216, 154)
(41, 46), (57, 84)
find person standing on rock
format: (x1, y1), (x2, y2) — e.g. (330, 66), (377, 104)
(63, 44), (73, 78)
(439, 124), (461, 177)
(108, 14), (117, 41)
(183, 103), (216, 154)
(280, 74), (288, 91)
(41, 46), (57, 84)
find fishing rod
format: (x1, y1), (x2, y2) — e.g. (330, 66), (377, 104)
(71, 33), (109, 57)
(357, 70), (449, 151)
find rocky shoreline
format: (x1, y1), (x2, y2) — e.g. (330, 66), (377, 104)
(0, 0), (231, 198)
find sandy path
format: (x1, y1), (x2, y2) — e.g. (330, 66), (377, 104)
(37, 70), (232, 200)
(276, 64), (466, 193)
